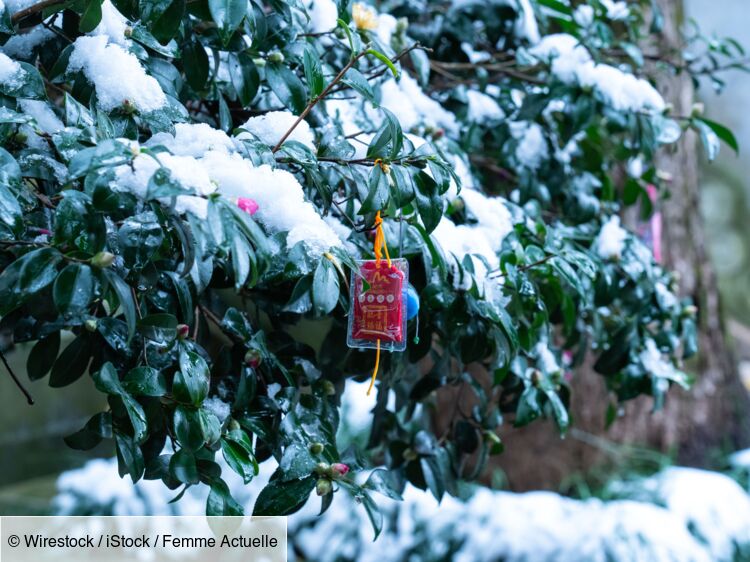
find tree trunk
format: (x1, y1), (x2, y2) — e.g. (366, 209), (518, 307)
(488, 0), (750, 491)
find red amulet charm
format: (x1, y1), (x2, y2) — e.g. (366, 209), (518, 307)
(347, 258), (408, 352)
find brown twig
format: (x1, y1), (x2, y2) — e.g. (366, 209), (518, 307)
(11, 0), (66, 23)
(271, 48), (373, 153)
(272, 42), (428, 153)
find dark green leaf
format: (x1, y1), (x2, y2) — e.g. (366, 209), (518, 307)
(208, 0), (247, 42)
(170, 449), (200, 484)
(53, 263), (95, 317)
(27, 331), (61, 381)
(49, 334), (92, 388)
(79, 0), (104, 32)
(312, 258), (339, 315)
(303, 46), (325, 99)
(173, 348), (210, 406)
(266, 62), (307, 114)
(253, 475), (316, 516)
(206, 478), (244, 515)
(0, 247), (62, 315)
(115, 432), (145, 482)
(123, 366), (167, 396)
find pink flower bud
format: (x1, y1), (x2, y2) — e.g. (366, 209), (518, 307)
(237, 198), (259, 216)
(330, 463), (350, 478)
(176, 324), (190, 339)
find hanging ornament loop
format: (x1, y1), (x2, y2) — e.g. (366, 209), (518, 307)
(372, 211), (392, 268)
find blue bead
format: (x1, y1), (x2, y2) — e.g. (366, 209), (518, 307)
(405, 285), (420, 320)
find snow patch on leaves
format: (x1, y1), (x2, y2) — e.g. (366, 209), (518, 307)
(378, 73), (458, 134)
(529, 34), (665, 112)
(0, 52), (24, 88)
(306, 0), (338, 33)
(68, 36), (166, 112)
(92, 0), (131, 46)
(1, 27), (54, 59)
(148, 123), (238, 156)
(238, 111), (315, 150)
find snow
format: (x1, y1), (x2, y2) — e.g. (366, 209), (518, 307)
(92, 0), (130, 46)
(337, 378), (382, 440)
(326, 98), (364, 137)
(729, 448), (750, 469)
(147, 122), (237, 156)
(0, 52), (24, 89)
(465, 90), (505, 122)
(513, 0), (540, 44)
(115, 124), (341, 256)
(461, 42), (492, 64)
(511, 121), (548, 169)
(238, 111), (315, 150)
(626, 156), (644, 178)
(573, 4), (594, 27)
(594, 215), (627, 260)
(639, 339), (686, 385)
(655, 282), (678, 307)
(200, 152), (341, 256)
(50, 426), (750, 562)
(535, 341), (560, 374)
(203, 396), (231, 423)
(433, 190), (512, 290)
(306, 0), (338, 33)
(378, 73), (458, 134)
(53, 458), (750, 562)
(376, 14), (398, 46)
(54, 449), (277, 517)
(67, 36), (166, 113)
(115, 152), (215, 200)
(529, 34), (665, 113)
(602, 0), (630, 21)
(608, 467), (750, 561)
(18, 99), (64, 134)
(1, 26), (54, 59)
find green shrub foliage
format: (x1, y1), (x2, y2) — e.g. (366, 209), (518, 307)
(0, 0), (742, 526)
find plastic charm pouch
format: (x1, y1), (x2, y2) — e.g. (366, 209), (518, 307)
(347, 258), (408, 352)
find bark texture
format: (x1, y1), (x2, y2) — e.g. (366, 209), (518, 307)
(485, 0), (750, 490)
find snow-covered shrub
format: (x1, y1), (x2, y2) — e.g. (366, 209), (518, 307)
(0, 0), (742, 524)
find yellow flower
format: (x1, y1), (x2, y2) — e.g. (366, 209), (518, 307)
(352, 3), (379, 31)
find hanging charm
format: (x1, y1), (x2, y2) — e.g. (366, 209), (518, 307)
(347, 210), (409, 395)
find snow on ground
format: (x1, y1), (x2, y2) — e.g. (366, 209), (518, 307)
(53, 453), (750, 562)
(50, 381), (750, 562)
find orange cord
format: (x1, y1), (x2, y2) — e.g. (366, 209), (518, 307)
(367, 191), (391, 395)
(367, 339), (380, 396)
(372, 210), (392, 268)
